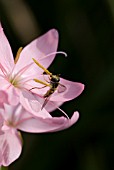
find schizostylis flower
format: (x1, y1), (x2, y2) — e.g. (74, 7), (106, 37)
(0, 23), (60, 107)
(0, 91), (79, 166)
(0, 23), (84, 118)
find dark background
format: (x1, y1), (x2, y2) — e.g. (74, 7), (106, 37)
(0, 0), (114, 169)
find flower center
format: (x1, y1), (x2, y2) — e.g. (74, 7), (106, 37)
(10, 76), (21, 87)
(9, 47), (23, 87)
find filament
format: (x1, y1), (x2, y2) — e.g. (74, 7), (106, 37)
(50, 101), (69, 119)
(39, 51), (67, 60)
(11, 62), (33, 85)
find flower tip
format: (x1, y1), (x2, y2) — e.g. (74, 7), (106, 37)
(71, 111), (79, 124)
(50, 29), (58, 39)
(0, 23), (3, 31)
(82, 83), (85, 91)
(78, 83), (85, 94)
(81, 83), (85, 91)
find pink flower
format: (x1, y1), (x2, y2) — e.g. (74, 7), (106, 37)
(0, 91), (79, 166)
(0, 23), (59, 106)
(0, 23), (84, 118)
(0, 23), (85, 166)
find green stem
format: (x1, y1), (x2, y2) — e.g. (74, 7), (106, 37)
(0, 166), (8, 170)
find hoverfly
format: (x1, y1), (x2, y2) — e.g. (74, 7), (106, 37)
(31, 58), (66, 109)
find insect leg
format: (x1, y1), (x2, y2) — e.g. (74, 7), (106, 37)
(29, 85), (47, 91)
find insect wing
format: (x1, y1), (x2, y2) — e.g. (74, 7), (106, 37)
(41, 96), (51, 109)
(57, 83), (66, 93)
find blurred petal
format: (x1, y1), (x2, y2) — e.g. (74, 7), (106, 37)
(14, 29), (59, 76)
(0, 114), (4, 135)
(0, 90), (9, 108)
(17, 111), (79, 133)
(0, 130), (22, 166)
(0, 23), (14, 73)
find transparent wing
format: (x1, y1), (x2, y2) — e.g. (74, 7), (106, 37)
(57, 83), (66, 93)
(41, 96), (52, 109)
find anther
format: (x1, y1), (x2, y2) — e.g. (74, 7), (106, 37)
(14, 47), (23, 64)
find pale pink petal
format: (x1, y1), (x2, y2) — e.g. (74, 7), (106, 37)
(20, 90), (51, 118)
(7, 86), (19, 105)
(0, 130), (22, 166)
(14, 29), (59, 76)
(49, 78), (85, 102)
(0, 114), (4, 135)
(2, 104), (18, 122)
(17, 111), (79, 133)
(0, 24), (14, 73)
(0, 78), (10, 90)
(0, 81), (19, 106)
(0, 90), (9, 108)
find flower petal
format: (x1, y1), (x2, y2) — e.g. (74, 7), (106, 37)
(0, 24), (14, 73)
(14, 29), (59, 76)
(0, 90), (9, 108)
(0, 113), (4, 135)
(17, 111), (79, 133)
(0, 82), (20, 106)
(0, 130), (22, 166)
(20, 90), (51, 118)
(7, 86), (20, 106)
(49, 78), (85, 102)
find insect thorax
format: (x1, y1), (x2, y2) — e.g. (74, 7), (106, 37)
(50, 75), (60, 88)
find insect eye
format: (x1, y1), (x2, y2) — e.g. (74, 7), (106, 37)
(51, 77), (56, 81)
(57, 77), (60, 82)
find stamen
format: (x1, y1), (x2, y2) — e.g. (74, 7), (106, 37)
(45, 101), (70, 119)
(45, 51), (67, 57)
(14, 47), (23, 64)
(32, 58), (52, 75)
(39, 51), (67, 60)
(55, 107), (69, 119)
(50, 101), (69, 119)
(11, 62), (33, 85)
